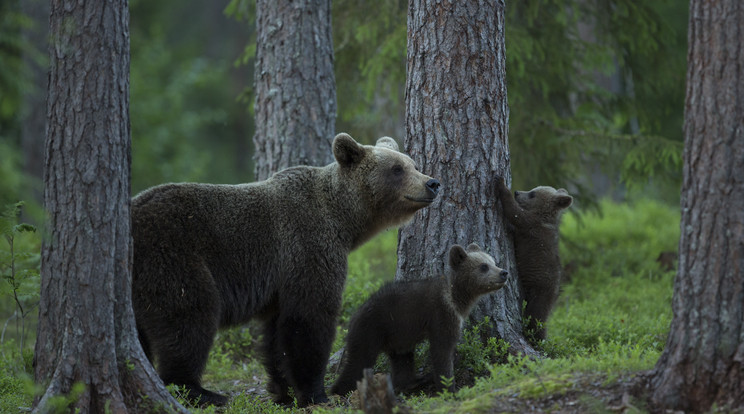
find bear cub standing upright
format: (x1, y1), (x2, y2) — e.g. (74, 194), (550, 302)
(495, 176), (572, 341)
(132, 133), (439, 406)
(331, 243), (508, 396)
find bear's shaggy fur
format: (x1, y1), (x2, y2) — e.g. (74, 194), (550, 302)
(495, 176), (572, 341)
(330, 243), (508, 396)
(131, 133), (439, 406)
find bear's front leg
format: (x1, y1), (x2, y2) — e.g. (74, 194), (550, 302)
(389, 351), (417, 392)
(261, 315), (292, 404)
(429, 337), (457, 392)
(277, 310), (337, 406)
(522, 284), (558, 342)
(494, 175), (524, 227)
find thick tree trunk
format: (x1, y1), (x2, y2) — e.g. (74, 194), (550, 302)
(398, 0), (537, 357)
(648, 1), (744, 412)
(253, 0), (336, 181)
(33, 1), (186, 412)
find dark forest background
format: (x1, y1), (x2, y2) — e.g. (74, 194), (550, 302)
(1, 0), (687, 216)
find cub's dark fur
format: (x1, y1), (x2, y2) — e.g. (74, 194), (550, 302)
(331, 243), (507, 396)
(495, 176), (572, 341)
(132, 133), (439, 406)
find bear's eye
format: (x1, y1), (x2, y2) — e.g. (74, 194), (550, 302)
(528, 191), (536, 199)
(479, 264), (489, 272)
(392, 165), (404, 176)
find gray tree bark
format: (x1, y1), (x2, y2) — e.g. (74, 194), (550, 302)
(33, 1), (186, 412)
(397, 0), (538, 356)
(648, 1), (744, 411)
(253, 0), (337, 181)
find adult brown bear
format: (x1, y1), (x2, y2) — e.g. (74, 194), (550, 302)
(131, 133), (439, 406)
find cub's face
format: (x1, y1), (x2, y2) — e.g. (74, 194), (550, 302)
(333, 133), (440, 227)
(449, 243), (508, 294)
(514, 186), (573, 217)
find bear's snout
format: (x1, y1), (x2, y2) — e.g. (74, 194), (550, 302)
(499, 269), (508, 282)
(426, 179), (441, 196)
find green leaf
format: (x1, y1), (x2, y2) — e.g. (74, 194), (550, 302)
(13, 224), (36, 234)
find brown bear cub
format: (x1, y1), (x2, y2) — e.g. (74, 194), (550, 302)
(132, 134), (439, 406)
(495, 176), (572, 342)
(331, 243), (508, 396)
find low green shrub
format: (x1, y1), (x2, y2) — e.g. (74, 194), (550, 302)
(222, 393), (296, 414)
(456, 317), (510, 378)
(0, 202), (41, 352)
(0, 341), (34, 413)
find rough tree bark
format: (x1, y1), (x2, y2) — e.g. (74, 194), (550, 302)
(397, 0), (538, 356)
(253, 0), (337, 181)
(33, 1), (186, 412)
(647, 1), (744, 412)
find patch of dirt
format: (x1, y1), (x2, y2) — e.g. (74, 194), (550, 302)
(477, 374), (644, 413)
(232, 370), (655, 413)
(396, 372), (649, 414)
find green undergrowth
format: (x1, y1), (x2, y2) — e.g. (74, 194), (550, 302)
(548, 198), (678, 358)
(0, 202), (39, 412)
(0, 342), (34, 413)
(0, 199), (680, 412)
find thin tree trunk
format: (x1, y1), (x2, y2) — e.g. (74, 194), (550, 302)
(33, 1), (186, 412)
(398, 0), (537, 357)
(648, 1), (744, 411)
(253, 0), (336, 181)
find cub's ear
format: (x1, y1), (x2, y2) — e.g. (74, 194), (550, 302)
(449, 245), (468, 268)
(555, 194), (573, 209)
(375, 136), (400, 152)
(334, 133), (366, 167)
(466, 243), (482, 253)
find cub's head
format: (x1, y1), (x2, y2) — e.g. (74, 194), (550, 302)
(333, 133), (440, 231)
(514, 186), (573, 220)
(449, 243), (508, 296)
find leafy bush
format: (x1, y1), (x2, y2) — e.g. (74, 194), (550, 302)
(0, 202), (40, 352)
(456, 317), (510, 377)
(0, 341), (34, 413)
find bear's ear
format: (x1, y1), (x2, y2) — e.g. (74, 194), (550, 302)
(555, 194), (573, 209)
(466, 243), (482, 253)
(333, 133), (366, 167)
(375, 136), (400, 152)
(449, 245), (468, 268)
